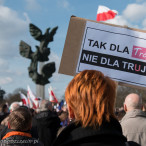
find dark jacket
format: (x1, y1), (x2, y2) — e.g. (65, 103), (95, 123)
(34, 110), (61, 146)
(0, 126), (38, 140)
(0, 129), (43, 146)
(53, 117), (139, 146)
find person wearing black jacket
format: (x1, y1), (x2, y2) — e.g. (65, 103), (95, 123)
(54, 118), (127, 146)
(33, 100), (61, 146)
(53, 70), (140, 146)
(0, 103), (9, 124)
(0, 107), (43, 146)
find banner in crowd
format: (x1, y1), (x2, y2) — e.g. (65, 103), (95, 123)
(59, 16), (146, 89)
(76, 21), (146, 87)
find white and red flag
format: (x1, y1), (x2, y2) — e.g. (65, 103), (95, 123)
(27, 85), (40, 109)
(19, 92), (28, 106)
(48, 86), (58, 103)
(96, 5), (118, 21)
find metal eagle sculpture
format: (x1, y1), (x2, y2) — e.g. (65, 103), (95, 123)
(19, 24), (58, 85)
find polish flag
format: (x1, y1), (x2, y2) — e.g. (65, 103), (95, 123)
(48, 86), (58, 103)
(19, 92), (28, 106)
(27, 85), (39, 109)
(96, 5), (118, 21)
(27, 91), (36, 109)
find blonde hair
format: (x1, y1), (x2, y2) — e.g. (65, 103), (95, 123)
(65, 70), (117, 128)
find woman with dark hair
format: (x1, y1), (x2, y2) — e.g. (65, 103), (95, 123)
(0, 103), (9, 124)
(53, 70), (139, 146)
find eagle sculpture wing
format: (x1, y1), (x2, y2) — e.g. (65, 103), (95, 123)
(29, 23), (43, 41)
(19, 40), (33, 59)
(41, 62), (56, 78)
(45, 26), (58, 42)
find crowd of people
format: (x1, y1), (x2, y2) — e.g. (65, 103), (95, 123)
(0, 70), (146, 146)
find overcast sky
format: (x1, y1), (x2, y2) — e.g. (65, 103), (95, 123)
(0, 0), (146, 99)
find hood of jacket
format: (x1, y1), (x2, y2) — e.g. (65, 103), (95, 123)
(120, 109), (146, 123)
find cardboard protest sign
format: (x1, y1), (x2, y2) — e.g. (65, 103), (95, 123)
(59, 16), (146, 89)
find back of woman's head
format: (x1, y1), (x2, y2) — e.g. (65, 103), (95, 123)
(65, 70), (117, 128)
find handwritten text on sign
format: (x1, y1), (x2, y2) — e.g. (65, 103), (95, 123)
(76, 21), (146, 87)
